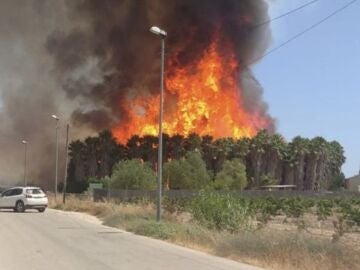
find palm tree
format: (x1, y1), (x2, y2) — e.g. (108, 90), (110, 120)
(168, 134), (185, 160)
(140, 135), (158, 168)
(304, 137), (327, 191)
(184, 133), (202, 152)
(200, 135), (215, 173)
(228, 138), (250, 164)
(84, 136), (100, 179)
(281, 144), (296, 185)
(263, 133), (287, 183)
(67, 140), (86, 192)
(126, 135), (142, 159)
(323, 141), (345, 189)
(211, 138), (235, 177)
(97, 130), (122, 177)
(247, 130), (268, 188)
(290, 136), (310, 190)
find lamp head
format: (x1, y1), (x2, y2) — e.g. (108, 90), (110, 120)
(150, 26), (167, 38)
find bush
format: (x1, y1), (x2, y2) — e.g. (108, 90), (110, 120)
(164, 152), (211, 189)
(213, 159), (247, 190)
(188, 191), (253, 232)
(129, 220), (180, 240)
(110, 159), (156, 190)
(281, 198), (310, 219)
(253, 197), (281, 224)
(316, 199), (334, 221)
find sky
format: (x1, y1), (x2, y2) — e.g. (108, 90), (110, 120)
(253, 0), (360, 177)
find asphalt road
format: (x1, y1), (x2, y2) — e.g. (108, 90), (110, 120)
(0, 209), (263, 270)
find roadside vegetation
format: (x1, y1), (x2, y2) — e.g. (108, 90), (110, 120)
(50, 193), (360, 270)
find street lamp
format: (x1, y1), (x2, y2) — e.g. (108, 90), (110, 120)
(21, 140), (27, 187)
(51, 114), (59, 198)
(150, 25), (167, 222)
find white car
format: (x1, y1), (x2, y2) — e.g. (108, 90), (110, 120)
(0, 187), (48, 212)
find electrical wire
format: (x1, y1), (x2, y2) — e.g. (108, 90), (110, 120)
(252, 0), (322, 29)
(252, 0), (358, 63)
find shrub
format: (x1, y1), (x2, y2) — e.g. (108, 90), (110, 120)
(188, 191), (253, 232)
(110, 159), (156, 190)
(213, 159), (247, 190)
(316, 199), (334, 221)
(164, 152), (211, 189)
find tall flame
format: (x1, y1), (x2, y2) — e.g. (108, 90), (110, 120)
(113, 37), (269, 143)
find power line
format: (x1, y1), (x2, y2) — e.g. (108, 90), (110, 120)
(252, 0), (358, 63)
(253, 0), (322, 29)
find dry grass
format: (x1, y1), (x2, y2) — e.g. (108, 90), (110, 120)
(49, 196), (360, 270)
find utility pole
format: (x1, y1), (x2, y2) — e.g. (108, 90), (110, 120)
(63, 124), (70, 204)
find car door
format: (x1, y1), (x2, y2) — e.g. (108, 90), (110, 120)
(0, 189), (15, 208)
(9, 189), (24, 207)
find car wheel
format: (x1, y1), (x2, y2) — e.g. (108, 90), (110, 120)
(15, 201), (25, 213)
(38, 208), (45, 213)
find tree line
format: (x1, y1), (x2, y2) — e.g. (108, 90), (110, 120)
(65, 130), (346, 192)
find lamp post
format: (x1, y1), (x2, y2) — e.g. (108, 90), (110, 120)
(21, 140), (27, 186)
(51, 114), (59, 198)
(63, 124), (70, 204)
(150, 26), (167, 222)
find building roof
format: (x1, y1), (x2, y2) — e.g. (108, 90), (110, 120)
(347, 174), (360, 181)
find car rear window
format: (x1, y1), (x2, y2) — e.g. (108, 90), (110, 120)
(26, 189), (44, 194)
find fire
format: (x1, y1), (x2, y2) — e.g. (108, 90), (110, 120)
(113, 37), (269, 143)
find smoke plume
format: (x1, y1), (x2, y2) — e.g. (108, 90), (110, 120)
(47, 0), (274, 132)
(0, 0), (274, 188)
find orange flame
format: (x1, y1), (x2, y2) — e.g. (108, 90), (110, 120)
(113, 37), (269, 143)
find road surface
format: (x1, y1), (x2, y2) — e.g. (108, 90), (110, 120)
(0, 209), (263, 270)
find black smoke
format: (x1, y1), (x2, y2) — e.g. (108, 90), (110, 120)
(47, 0), (274, 132)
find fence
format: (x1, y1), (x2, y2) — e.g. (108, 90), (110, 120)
(93, 188), (359, 202)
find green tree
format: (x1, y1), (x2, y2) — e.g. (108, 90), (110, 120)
(326, 141), (346, 190)
(97, 130), (125, 178)
(168, 134), (185, 160)
(126, 135), (142, 159)
(228, 138), (250, 163)
(247, 130), (268, 188)
(110, 159), (156, 190)
(84, 136), (100, 178)
(263, 134), (286, 182)
(139, 135), (158, 168)
(289, 137), (310, 190)
(213, 159), (247, 190)
(164, 152), (211, 189)
(67, 140), (87, 193)
(184, 133), (202, 152)
(304, 137), (328, 191)
(211, 138), (235, 177)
